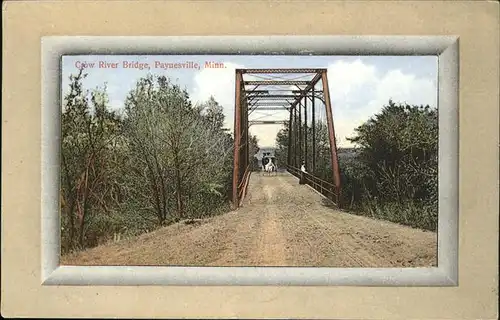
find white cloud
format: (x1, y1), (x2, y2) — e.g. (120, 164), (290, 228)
(191, 63), (290, 148)
(191, 62), (244, 129)
(327, 59), (378, 99)
(326, 59), (437, 147)
(69, 57), (436, 150)
(109, 99), (124, 111)
(190, 59), (437, 149)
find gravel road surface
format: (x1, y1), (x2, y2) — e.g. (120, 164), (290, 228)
(62, 172), (437, 267)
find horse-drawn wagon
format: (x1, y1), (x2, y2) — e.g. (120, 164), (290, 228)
(262, 155), (278, 176)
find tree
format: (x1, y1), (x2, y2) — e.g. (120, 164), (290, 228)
(61, 68), (122, 251)
(123, 75), (196, 222)
(274, 123), (289, 168)
(202, 96), (225, 130)
(248, 135), (260, 170)
(347, 100), (438, 203)
(61, 73), (241, 253)
(344, 100), (438, 230)
(275, 119), (331, 176)
(272, 99), (438, 230)
(124, 76), (235, 222)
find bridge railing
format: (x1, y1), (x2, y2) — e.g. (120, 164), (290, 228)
(237, 164), (252, 206)
(286, 164), (339, 207)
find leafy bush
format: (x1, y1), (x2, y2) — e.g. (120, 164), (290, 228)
(343, 100), (438, 231)
(60, 72), (255, 253)
(275, 100), (438, 231)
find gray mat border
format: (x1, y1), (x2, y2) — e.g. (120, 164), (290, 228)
(41, 36), (458, 286)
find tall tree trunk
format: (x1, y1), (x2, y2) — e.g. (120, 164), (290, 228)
(78, 198), (87, 248)
(146, 162), (163, 225)
(350, 184), (355, 209)
(62, 154), (77, 249)
(65, 195), (76, 249)
(78, 164), (91, 248)
(173, 150), (184, 218)
(152, 153), (168, 224)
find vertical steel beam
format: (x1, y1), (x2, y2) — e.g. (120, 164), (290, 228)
(232, 71), (242, 208)
(287, 106), (293, 167)
(312, 87), (316, 173)
(241, 99), (246, 179)
(293, 106), (297, 167)
(243, 98), (249, 172)
(321, 71), (342, 207)
(304, 96), (308, 170)
(241, 96), (247, 196)
(246, 100), (249, 170)
(298, 100), (302, 164)
(296, 108), (299, 167)
(246, 102), (249, 169)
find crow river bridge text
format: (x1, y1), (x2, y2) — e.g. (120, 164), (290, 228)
(74, 60), (226, 71)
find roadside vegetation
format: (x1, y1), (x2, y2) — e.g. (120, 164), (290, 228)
(60, 69), (259, 253)
(275, 100), (438, 231)
(61, 67), (437, 255)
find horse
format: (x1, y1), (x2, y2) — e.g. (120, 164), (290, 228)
(264, 159), (277, 176)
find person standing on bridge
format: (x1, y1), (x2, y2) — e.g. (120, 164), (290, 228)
(300, 161), (307, 184)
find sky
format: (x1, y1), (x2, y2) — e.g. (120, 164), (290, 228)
(62, 55), (438, 148)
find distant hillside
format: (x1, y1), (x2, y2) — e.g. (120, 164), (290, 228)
(338, 147), (359, 160)
(253, 147), (358, 161)
(255, 148), (276, 160)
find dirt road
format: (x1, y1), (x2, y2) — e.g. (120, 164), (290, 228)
(62, 172), (437, 267)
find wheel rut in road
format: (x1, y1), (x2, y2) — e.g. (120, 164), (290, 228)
(61, 172), (437, 268)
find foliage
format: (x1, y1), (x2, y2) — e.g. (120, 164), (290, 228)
(61, 69), (123, 251)
(275, 119), (331, 175)
(275, 100), (438, 231)
(342, 100), (438, 230)
(249, 135), (260, 170)
(60, 73), (243, 253)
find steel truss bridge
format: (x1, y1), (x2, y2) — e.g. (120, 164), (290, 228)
(232, 68), (342, 209)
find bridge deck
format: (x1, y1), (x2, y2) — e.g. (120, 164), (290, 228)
(62, 171), (437, 267)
